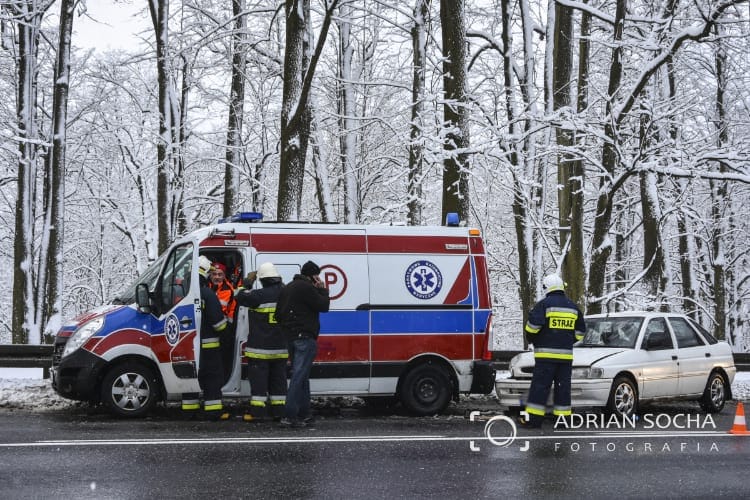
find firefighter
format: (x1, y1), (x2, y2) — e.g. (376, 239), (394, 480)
(181, 255), (230, 421)
(234, 262), (288, 421)
(209, 261), (237, 381)
(521, 274), (586, 428)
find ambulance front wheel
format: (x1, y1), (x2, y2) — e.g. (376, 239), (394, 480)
(100, 361), (159, 418)
(399, 363), (452, 416)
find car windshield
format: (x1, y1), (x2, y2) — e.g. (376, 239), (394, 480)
(579, 316), (644, 348)
(111, 253), (167, 305)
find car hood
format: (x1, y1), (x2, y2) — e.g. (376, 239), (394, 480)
(512, 347), (629, 368)
(573, 347), (629, 366)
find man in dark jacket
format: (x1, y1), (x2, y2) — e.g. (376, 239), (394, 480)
(522, 274), (585, 428)
(234, 262), (287, 422)
(276, 260), (330, 427)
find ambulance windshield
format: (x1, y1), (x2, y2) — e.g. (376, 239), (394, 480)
(111, 253), (167, 305)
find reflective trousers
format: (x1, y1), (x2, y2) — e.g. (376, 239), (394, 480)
(525, 360), (572, 423)
(198, 346), (224, 413)
(247, 358), (288, 418)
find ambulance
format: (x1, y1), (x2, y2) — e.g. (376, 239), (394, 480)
(51, 212), (495, 417)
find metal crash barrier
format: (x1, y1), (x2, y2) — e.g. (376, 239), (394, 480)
(0, 345), (747, 379)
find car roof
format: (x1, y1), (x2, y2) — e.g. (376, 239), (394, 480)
(585, 311), (687, 320)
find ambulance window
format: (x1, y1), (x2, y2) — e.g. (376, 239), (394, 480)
(111, 253), (167, 304)
(159, 243), (193, 311)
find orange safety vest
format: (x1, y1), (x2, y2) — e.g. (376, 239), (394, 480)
(210, 279), (237, 322)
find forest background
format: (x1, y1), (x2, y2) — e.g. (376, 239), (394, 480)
(1, 0), (748, 351)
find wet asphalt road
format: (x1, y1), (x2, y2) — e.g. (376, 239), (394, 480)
(1, 399), (749, 499)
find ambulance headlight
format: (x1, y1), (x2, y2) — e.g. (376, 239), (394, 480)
(62, 317), (104, 358)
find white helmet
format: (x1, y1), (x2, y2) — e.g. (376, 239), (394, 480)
(542, 274), (565, 292)
(257, 262), (280, 280)
(198, 255), (213, 278)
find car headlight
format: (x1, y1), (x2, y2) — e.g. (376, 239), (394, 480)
(571, 367), (604, 379)
(62, 317), (104, 358)
(508, 355), (522, 376)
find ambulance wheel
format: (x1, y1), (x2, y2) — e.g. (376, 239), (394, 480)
(100, 361), (158, 418)
(399, 363), (451, 416)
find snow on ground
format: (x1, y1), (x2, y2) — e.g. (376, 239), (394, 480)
(1, 368), (749, 411)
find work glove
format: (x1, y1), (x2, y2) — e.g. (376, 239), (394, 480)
(245, 271), (257, 283)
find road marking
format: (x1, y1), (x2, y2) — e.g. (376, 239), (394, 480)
(0, 431), (745, 448)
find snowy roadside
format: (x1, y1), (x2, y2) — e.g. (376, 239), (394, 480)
(1, 370), (749, 411)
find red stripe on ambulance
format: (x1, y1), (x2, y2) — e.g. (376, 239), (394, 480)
(367, 235), (469, 254)
(371, 333), (473, 361)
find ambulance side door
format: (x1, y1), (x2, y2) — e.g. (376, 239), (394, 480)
(153, 242), (201, 389)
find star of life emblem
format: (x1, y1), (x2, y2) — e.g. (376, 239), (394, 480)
(405, 260), (443, 299)
(165, 313), (180, 345)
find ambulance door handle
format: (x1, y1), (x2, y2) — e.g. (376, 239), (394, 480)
(180, 316), (193, 327)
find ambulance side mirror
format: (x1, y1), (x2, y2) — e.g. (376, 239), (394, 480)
(135, 283), (153, 314)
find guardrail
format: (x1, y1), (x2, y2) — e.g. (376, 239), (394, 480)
(0, 344), (54, 378)
(0, 345), (747, 378)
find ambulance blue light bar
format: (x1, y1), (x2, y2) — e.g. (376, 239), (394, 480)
(218, 212), (264, 223)
(445, 212), (460, 227)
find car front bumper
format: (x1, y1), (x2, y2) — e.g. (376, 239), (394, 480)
(495, 377), (614, 409)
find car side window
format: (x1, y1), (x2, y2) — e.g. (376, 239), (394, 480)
(689, 319), (718, 345)
(643, 318), (673, 349)
(669, 317), (705, 348)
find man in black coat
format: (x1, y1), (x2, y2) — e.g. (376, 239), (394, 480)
(275, 260), (330, 427)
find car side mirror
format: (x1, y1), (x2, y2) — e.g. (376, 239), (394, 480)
(135, 283), (153, 314)
(644, 330), (670, 350)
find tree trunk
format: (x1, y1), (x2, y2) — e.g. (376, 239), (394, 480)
(439, 0), (470, 224)
(407, 0), (429, 226)
(710, 24), (728, 340)
(11, 1), (45, 344)
(586, 0), (626, 314)
(338, 1), (358, 223)
(149, 0), (172, 253)
(223, 0), (247, 218)
(277, 0), (338, 220)
(40, 0), (76, 342)
(553, 0), (584, 304)
(563, 0), (590, 308)
(173, 55), (189, 236)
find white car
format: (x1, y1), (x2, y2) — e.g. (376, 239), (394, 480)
(495, 311), (736, 417)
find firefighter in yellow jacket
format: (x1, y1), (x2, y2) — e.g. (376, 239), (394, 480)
(234, 262), (288, 421)
(521, 274), (585, 428)
(181, 256), (230, 421)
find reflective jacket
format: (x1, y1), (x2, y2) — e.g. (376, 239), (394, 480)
(200, 278), (228, 349)
(235, 282), (288, 359)
(524, 290), (585, 362)
(210, 279), (237, 323)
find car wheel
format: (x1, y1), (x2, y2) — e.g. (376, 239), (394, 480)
(100, 361), (159, 418)
(399, 363), (452, 416)
(699, 371), (726, 413)
(606, 376), (638, 418)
